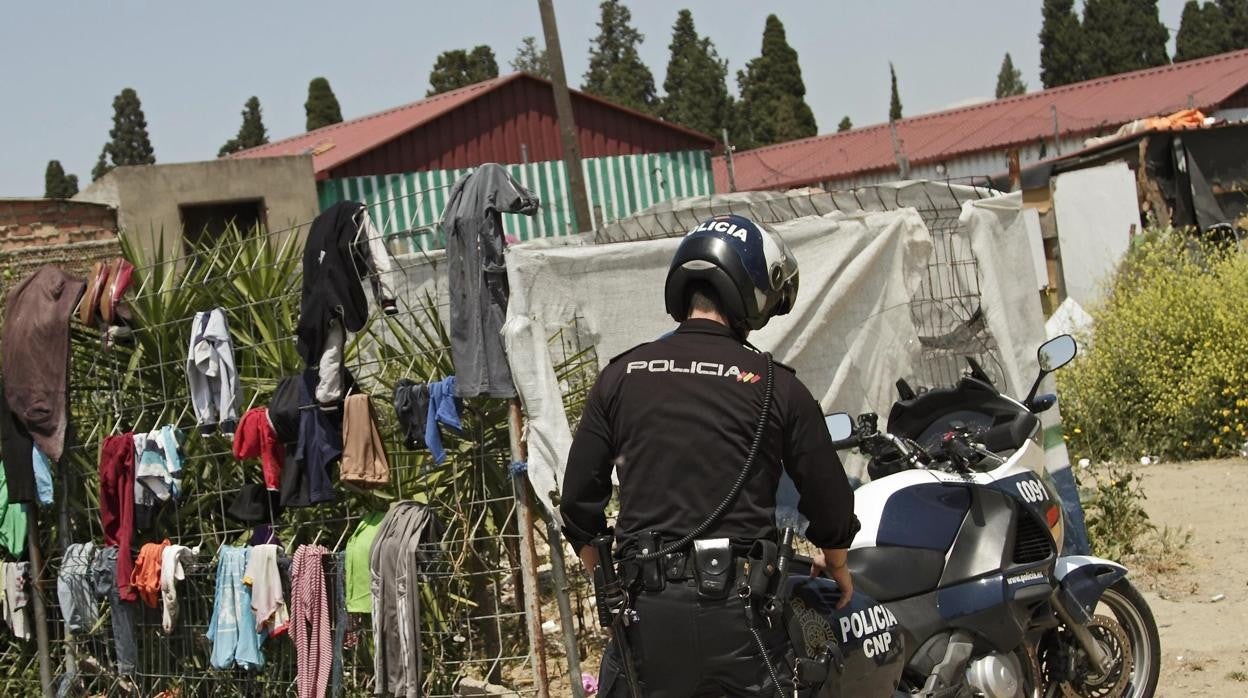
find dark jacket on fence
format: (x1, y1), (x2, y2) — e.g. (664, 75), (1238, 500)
(441, 164), (539, 399)
(1, 265), (85, 463)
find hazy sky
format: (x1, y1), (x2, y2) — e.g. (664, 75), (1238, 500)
(0, 0), (1189, 196)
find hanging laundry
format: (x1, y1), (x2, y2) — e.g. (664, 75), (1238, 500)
(442, 164), (539, 399)
(159, 544), (195, 635)
(99, 257), (135, 328)
(31, 446), (53, 506)
(1, 265), (85, 462)
(99, 434), (137, 602)
(56, 542), (97, 635)
(370, 502), (443, 696)
(244, 543), (289, 636)
(234, 407), (285, 490)
(341, 395), (390, 487)
(281, 370), (342, 508)
(80, 257), (136, 345)
(296, 202), (400, 405)
(0, 461), (27, 556)
(227, 484), (281, 525)
(1, 561), (30, 640)
(131, 539), (170, 608)
(207, 546), (266, 670)
(133, 426), (184, 529)
(92, 545), (138, 673)
(251, 523), (281, 547)
(392, 380), (430, 450)
(290, 544), (331, 698)
(267, 375), (302, 445)
(393, 376), (464, 465)
(186, 308), (240, 436)
(0, 380), (36, 505)
(343, 511), (385, 614)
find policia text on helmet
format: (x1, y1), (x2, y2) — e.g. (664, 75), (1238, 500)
(559, 214), (859, 697)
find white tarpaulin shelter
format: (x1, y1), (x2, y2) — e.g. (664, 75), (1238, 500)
(500, 182), (1061, 520)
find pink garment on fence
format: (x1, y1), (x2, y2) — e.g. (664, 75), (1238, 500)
(290, 544), (331, 698)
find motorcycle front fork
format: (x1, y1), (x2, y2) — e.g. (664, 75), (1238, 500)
(1051, 593), (1112, 677)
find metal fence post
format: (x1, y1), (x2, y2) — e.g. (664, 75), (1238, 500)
(546, 520), (586, 698)
(508, 398), (550, 697)
(25, 507), (53, 696)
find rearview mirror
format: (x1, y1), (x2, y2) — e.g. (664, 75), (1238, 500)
(1037, 334), (1077, 373)
(824, 413), (855, 444)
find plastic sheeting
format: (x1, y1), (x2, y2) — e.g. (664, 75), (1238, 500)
(503, 209), (934, 518)
(1053, 163), (1141, 308)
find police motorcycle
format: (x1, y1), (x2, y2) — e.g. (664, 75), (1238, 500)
(778, 334), (1160, 697)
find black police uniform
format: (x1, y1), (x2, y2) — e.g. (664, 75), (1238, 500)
(561, 319), (859, 697)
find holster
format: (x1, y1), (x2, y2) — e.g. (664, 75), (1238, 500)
(639, 531), (665, 592)
(746, 539), (779, 600)
(592, 534), (627, 628)
(692, 538), (735, 599)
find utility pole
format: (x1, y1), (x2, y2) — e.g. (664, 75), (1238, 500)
(538, 0), (593, 233)
(888, 121), (910, 179)
(721, 128), (737, 192)
(1051, 105), (1061, 156)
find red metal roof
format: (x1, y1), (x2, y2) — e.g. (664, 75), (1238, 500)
(716, 49), (1248, 192)
(231, 73), (716, 178)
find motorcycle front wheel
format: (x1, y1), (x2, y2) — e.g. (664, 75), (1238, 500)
(1040, 579), (1161, 698)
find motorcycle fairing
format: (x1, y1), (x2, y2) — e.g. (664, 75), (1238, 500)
(873, 483), (970, 551)
(1053, 555), (1128, 624)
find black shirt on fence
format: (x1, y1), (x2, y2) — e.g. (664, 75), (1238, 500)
(560, 319), (859, 555)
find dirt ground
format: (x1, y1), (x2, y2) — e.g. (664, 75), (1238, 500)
(1131, 459), (1248, 695)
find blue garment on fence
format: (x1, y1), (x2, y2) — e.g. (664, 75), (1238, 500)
(207, 546), (267, 670)
(32, 446), (52, 506)
(426, 376), (463, 464)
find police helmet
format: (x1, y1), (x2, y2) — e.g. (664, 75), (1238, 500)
(664, 214), (799, 331)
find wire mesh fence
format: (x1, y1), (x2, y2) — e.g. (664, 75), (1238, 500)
(0, 184), (604, 696)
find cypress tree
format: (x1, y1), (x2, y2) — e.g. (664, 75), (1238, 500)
(427, 45), (499, 96)
(105, 88), (156, 168)
(44, 160), (79, 199)
(995, 53), (1028, 97)
(734, 14), (817, 149)
(889, 63), (903, 121)
(219, 96), (269, 157)
(510, 36), (551, 79)
(305, 77), (343, 131)
(837, 116), (853, 132)
(91, 146), (112, 182)
(1083, 0), (1169, 78)
(1127, 0), (1172, 68)
(1216, 0), (1248, 49)
(659, 9), (730, 136)
(584, 0), (659, 113)
(1176, 1), (1233, 61)
(1040, 0), (1086, 87)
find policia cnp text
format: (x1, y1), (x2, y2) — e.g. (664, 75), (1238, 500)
(560, 214), (861, 696)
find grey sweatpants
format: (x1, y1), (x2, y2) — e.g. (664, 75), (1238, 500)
(56, 542), (97, 635)
(369, 502), (440, 697)
(92, 546), (137, 673)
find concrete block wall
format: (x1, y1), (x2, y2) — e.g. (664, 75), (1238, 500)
(0, 199), (120, 299)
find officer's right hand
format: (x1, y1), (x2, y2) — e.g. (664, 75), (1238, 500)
(812, 548), (854, 609)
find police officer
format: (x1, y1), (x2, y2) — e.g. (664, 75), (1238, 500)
(560, 214), (860, 696)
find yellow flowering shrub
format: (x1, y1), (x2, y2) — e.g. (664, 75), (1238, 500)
(1057, 228), (1248, 461)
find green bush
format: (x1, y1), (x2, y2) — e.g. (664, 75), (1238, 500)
(1081, 467), (1153, 560)
(1058, 228), (1248, 461)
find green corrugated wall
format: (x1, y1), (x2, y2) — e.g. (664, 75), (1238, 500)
(317, 150), (714, 252)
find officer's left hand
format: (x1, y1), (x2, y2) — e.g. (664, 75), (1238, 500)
(578, 545), (599, 573)
(812, 548), (854, 609)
